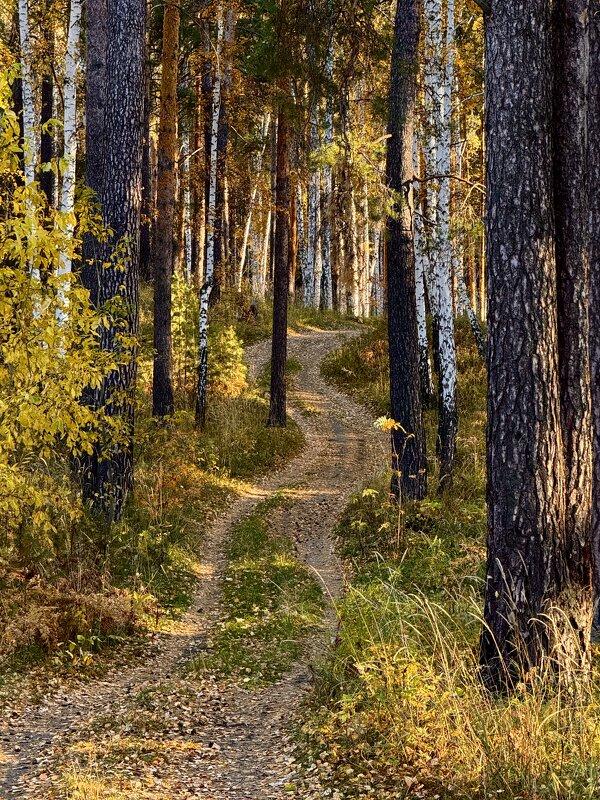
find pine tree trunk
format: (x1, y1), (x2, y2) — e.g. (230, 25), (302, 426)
(140, 54), (153, 282)
(552, 0), (593, 641)
(481, 0), (592, 688)
(386, 0), (427, 501)
(81, 0), (106, 303)
(268, 104), (290, 428)
(151, 0), (179, 417)
(590, 7), (600, 609)
(83, 0), (146, 520)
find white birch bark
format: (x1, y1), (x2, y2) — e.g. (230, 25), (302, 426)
(197, 10), (223, 424)
(18, 0), (38, 282)
(296, 182), (310, 302)
(183, 126), (193, 281)
(414, 138), (435, 402)
(322, 94), (334, 308)
(423, 0), (458, 482)
(360, 177), (370, 315)
(455, 252), (486, 357)
(18, 0), (36, 186)
(238, 112), (270, 290)
(348, 185), (361, 315)
(307, 104), (321, 308)
(56, 0), (82, 316)
(260, 204), (271, 298)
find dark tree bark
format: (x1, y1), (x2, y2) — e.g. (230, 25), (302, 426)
(385, 0), (426, 501)
(40, 22), (54, 205)
(82, 0), (146, 520)
(151, 0), (179, 418)
(268, 105), (290, 428)
(139, 52), (153, 283)
(552, 0), (594, 647)
(590, 8), (600, 609)
(269, 120), (277, 283)
(481, 0), (592, 689)
(81, 0), (107, 305)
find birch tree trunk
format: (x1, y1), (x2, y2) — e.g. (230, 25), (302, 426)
(307, 105), (321, 308)
(238, 113), (270, 290)
(297, 182), (309, 302)
(455, 256), (486, 358)
(322, 51), (334, 310)
(386, 0), (426, 501)
(413, 148), (435, 406)
(183, 125), (193, 281)
(196, 10), (223, 428)
(55, 0), (82, 315)
(152, 0), (179, 418)
(431, 0), (458, 489)
(59, 0), (82, 226)
(18, 0), (36, 186)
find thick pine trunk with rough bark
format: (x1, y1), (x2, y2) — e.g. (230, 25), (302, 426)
(386, 0), (427, 501)
(552, 0), (593, 638)
(82, 0), (145, 520)
(591, 0), (600, 607)
(268, 105), (290, 428)
(481, 0), (593, 688)
(140, 55), (153, 283)
(151, 0), (179, 418)
(81, 0), (107, 303)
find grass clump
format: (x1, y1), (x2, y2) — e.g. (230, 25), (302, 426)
(193, 493), (324, 687)
(299, 316), (600, 799)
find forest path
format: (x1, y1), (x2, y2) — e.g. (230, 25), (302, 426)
(0, 328), (385, 800)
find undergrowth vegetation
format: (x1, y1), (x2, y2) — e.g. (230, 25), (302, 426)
(301, 319), (600, 800)
(0, 275), (304, 675)
(193, 493), (324, 687)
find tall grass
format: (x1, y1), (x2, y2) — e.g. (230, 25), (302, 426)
(302, 316), (600, 799)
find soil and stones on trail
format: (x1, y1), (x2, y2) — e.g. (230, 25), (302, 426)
(0, 329), (385, 800)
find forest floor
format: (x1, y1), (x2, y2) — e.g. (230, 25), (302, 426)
(0, 328), (385, 800)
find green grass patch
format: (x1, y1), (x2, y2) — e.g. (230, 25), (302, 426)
(193, 493), (324, 687)
(288, 304), (368, 332)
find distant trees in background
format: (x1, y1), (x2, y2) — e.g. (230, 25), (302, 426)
(0, 0), (486, 564)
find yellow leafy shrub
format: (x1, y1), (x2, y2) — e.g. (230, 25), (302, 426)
(0, 70), (123, 562)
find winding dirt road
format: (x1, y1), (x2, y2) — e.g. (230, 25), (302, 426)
(0, 328), (385, 799)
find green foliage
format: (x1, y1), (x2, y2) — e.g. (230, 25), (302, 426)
(192, 493), (324, 686)
(171, 276), (250, 402)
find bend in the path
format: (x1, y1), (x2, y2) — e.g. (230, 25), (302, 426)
(0, 328), (386, 800)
